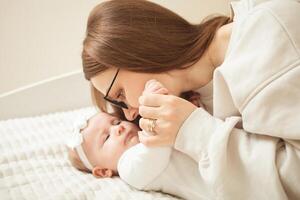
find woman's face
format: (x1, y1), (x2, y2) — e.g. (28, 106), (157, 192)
(91, 69), (160, 121)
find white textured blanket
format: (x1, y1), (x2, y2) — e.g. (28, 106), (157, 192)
(0, 107), (180, 200)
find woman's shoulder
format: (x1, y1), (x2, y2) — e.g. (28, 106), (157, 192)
(231, 0), (299, 22)
(216, 0), (300, 111)
(227, 0), (300, 61)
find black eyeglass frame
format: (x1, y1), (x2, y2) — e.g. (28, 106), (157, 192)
(103, 69), (129, 109)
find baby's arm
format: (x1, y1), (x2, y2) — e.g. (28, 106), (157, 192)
(117, 144), (171, 190)
(117, 80), (172, 190)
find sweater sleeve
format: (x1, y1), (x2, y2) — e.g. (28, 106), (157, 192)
(174, 108), (300, 199)
(217, 0), (300, 139)
(174, 1), (300, 198)
(236, 0), (300, 139)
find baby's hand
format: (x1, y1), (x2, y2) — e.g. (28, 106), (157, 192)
(143, 79), (168, 95)
(139, 79), (168, 136)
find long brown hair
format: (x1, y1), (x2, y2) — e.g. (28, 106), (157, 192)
(82, 0), (231, 114)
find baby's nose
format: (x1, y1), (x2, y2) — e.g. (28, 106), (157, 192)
(116, 124), (125, 135)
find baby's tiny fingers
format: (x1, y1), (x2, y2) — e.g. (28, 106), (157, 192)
(155, 87), (168, 95)
(145, 79), (157, 89)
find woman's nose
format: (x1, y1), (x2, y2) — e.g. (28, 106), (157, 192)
(122, 107), (139, 121)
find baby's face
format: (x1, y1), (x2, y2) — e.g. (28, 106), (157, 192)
(82, 112), (140, 172)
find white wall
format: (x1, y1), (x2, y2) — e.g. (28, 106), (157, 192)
(0, 0), (230, 120)
(0, 0), (101, 93)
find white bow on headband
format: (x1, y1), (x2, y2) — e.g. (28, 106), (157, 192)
(66, 116), (94, 171)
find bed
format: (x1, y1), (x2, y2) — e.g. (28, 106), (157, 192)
(0, 71), (180, 200)
(0, 106), (181, 200)
(0, 1), (231, 198)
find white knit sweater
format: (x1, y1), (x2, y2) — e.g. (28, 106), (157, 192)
(119, 0), (300, 199)
(175, 0), (300, 199)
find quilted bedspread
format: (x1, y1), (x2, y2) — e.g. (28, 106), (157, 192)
(0, 107), (180, 200)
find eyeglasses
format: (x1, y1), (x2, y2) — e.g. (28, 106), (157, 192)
(103, 69), (129, 109)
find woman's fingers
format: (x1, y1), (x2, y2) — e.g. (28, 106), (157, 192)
(138, 131), (168, 147)
(139, 81), (199, 147)
(139, 117), (160, 133)
(139, 105), (160, 119)
(138, 95), (198, 147)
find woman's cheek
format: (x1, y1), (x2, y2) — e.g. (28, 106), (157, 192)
(126, 88), (143, 108)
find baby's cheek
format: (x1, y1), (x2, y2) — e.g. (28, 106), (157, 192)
(109, 142), (124, 156)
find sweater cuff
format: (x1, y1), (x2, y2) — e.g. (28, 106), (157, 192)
(174, 108), (221, 162)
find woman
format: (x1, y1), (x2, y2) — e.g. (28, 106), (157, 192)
(82, 0), (300, 199)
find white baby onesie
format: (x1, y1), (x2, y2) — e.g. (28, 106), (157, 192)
(117, 142), (172, 190)
(117, 140), (213, 200)
(117, 72), (214, 199)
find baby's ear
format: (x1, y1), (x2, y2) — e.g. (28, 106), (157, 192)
(92, 166), (113, 178)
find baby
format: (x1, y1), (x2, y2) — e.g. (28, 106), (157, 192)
(67, 79), (168, 176)
(67, 110), (140, 177)
(67, 80), (210, 199)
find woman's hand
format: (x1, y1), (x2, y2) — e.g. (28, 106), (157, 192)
(138, 93), (197, 147)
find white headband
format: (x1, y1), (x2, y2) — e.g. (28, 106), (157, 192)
(66, 117), (94, 171)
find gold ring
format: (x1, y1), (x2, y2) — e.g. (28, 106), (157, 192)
(148, 119), (157, 133)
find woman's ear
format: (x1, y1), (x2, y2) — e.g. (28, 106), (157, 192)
(92, 166), (113, 178)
